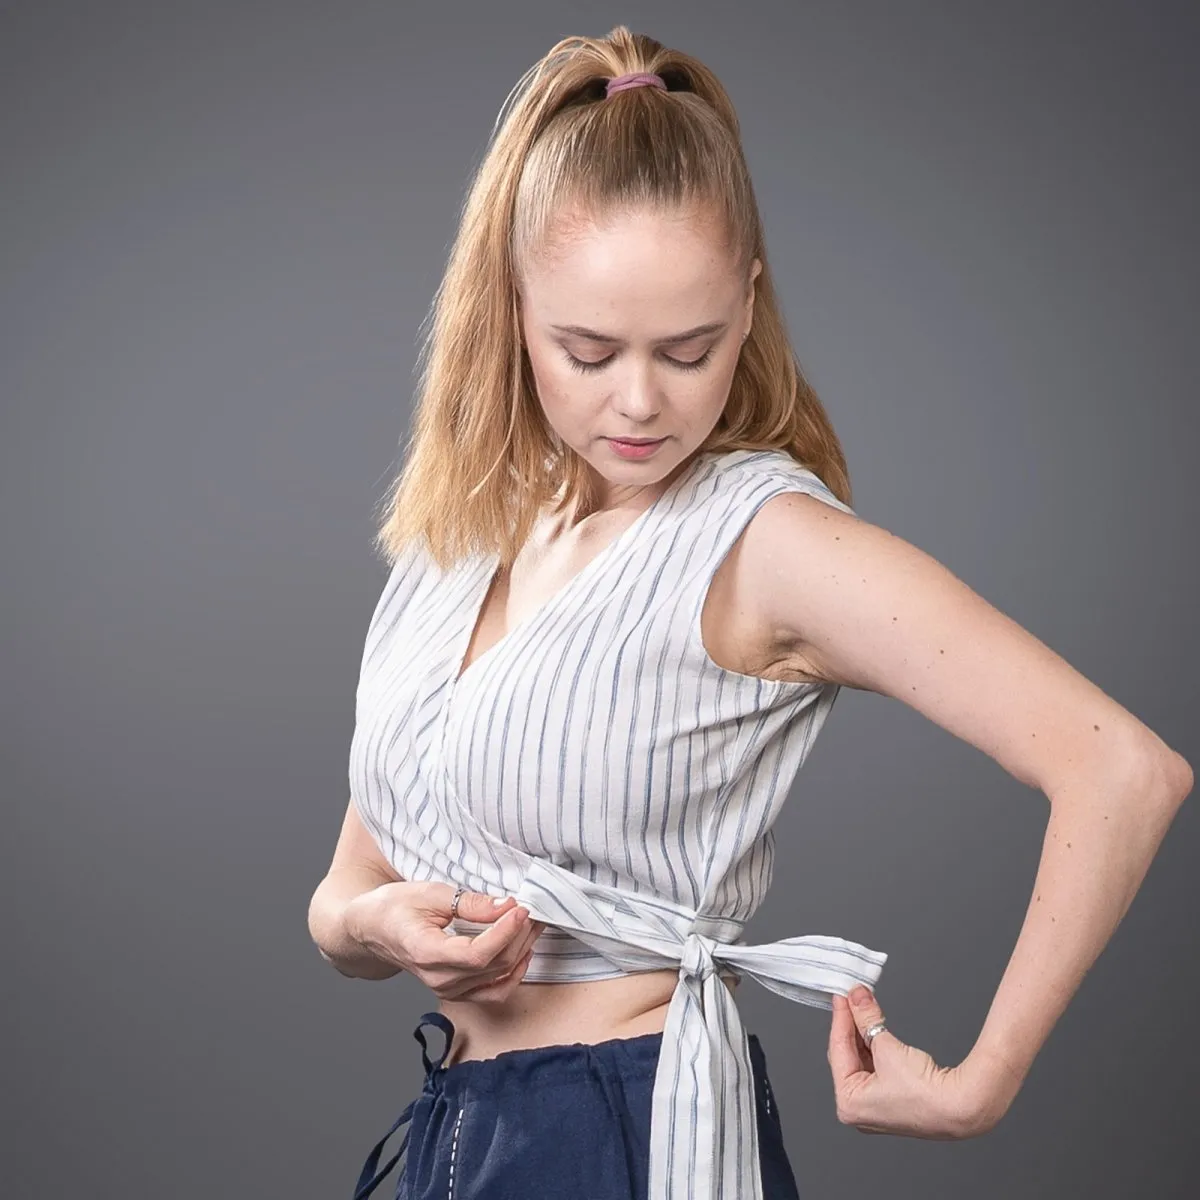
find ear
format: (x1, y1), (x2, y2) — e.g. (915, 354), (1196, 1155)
(740, 257), (762, 340)
(513, 284), (527, 348)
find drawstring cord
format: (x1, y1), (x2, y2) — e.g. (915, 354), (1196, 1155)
(352, 1011), (456, 1200)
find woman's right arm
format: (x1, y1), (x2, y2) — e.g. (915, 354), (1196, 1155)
(310, 794), (547, 995)
(308, 799), (407, 980)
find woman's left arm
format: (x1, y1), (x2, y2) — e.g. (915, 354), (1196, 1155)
(957, 742), (1190, 1129)
(743, 492), (1193, 1136)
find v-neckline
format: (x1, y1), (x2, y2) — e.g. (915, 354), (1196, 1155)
(448, 452), (711, 693)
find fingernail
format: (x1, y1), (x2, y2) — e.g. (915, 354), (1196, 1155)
(851, 986), (872, 1006)
(492, 896), (510, 907)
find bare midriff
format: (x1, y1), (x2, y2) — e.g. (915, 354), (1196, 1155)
(439, 967), (739, 1066)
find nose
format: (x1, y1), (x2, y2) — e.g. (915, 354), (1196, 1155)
(611, 362), (663, 423)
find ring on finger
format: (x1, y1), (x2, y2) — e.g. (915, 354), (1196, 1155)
(863, 1020), (887, 1048)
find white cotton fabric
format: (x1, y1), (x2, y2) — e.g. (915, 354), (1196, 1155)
(349, 447), (888, 1200)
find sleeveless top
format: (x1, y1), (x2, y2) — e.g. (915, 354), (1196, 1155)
(348, 447), (888, 1200)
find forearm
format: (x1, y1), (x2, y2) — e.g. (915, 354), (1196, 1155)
(308, 865), (404, 981)
(965, 748), (1191, 1097)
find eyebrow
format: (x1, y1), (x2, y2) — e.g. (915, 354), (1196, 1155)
(548, 320), (729, 346)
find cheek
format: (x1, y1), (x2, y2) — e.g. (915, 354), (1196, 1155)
(715, 347), (745, 396)
(527, 355), (592, 426)
(529, 347), (594, 399)
(689, 356), (739, 410)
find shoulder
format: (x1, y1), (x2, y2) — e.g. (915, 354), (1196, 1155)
(707, 449), (857, 532)
(715, 451), (861, 588)
(361, 537), (437, 644)
(728, 458), (908, 688)
(699, 451), (861, 686)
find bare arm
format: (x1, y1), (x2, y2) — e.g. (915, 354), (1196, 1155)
(308, 798), (406, 980)
(970, 746), (1188, 1093)
(309, 798), (543, 996)
(747, 492), (1193, 1113)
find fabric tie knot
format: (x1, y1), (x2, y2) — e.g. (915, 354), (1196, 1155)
(681, 930), (720, 981)
(510, 856), (888, 1200)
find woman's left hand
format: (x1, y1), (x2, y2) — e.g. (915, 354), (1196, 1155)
(828, 986), (1016, 1140)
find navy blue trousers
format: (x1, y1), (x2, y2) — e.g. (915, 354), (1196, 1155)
(353, 1011), (802, 1200)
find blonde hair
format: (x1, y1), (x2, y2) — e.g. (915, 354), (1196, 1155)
(374, 25), (852, 571)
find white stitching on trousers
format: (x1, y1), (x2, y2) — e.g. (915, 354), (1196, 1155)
(447, 1103), (465, 1199)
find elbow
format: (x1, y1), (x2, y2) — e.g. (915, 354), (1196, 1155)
(307, 881), (338, 962)
(1111, 743), (1192, 854)
(1161, 749), (1193, 807)
(1138, 748), (1192, 856)
(1132, 727), (1193, 810)
(1045, 730), (1191, 826)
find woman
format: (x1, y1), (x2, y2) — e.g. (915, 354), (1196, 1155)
(307, 25), (1193, 1200)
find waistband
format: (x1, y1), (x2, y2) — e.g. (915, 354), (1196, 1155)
(352, 1011), (773, 1199)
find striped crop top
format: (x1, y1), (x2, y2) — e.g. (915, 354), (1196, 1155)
(348, 447), (888, 1200)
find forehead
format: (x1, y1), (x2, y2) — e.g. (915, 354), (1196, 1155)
(522, 206), (740, 323)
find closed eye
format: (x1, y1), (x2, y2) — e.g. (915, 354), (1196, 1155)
(563, 347), (715, 375)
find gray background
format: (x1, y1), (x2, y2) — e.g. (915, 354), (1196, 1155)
(3, 1), (1196, 1196)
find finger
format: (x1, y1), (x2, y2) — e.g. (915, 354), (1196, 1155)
(464, 914), (543, 981)
(433, 919), (544, 1000)
(449, 888), (520, 926)
(435, 904), (532, 971)
(493, 914), (545, 971)
(462, 902), (530, 954)
(455, 946), (535, 1003)
(846, 985), (893, 1055)
(438, 936), (534, 1001)
(828, 992), (871, 1084)
(416, 882), (519, 926)
(507, 918), (545, 962)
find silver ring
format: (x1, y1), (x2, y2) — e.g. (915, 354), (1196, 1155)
(450, 884), (467, 919)
(863, 1020), (887, 1048)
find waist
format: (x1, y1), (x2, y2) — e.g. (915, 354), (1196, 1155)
(447, 916), (748, 984)
(439, 966), (740, 1066)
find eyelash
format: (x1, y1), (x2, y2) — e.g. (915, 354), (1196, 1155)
(563, 347), (715, 375)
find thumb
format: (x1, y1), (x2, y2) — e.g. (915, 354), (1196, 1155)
(827, 992), (868, 1083)
(846, 985), (889, 1051)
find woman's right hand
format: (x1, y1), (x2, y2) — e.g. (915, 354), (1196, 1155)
(342, 880), (546, 1003)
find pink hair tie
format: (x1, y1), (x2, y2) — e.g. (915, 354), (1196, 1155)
(605, 71), (667, 98)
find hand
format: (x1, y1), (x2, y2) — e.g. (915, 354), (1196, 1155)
(343, 880), (547, 1004)
(828, 986), (1011, 1140)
